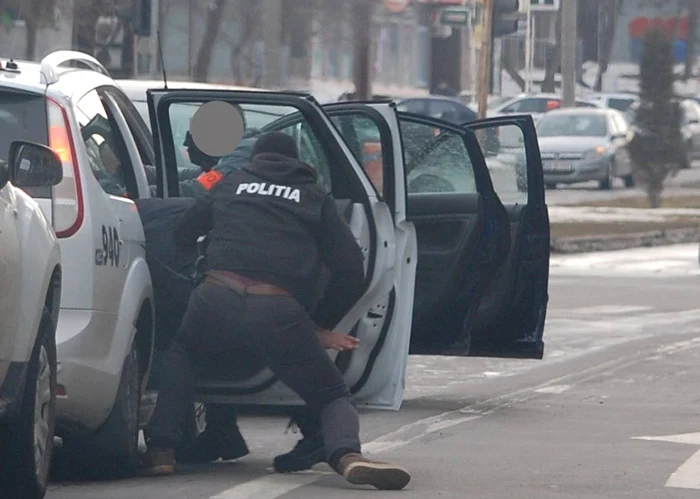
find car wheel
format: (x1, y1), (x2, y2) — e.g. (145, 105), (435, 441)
(0, 308), (57, 499)
(58, 344), (140, 478)
(598, 161), (615, 190)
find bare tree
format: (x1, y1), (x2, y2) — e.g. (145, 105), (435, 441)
(684, 0), (698, 79)
(540, 5), (562, 93)
(0, 0), (58, 59)
(593, 0), (623, 91)
(192, 0), (229, 82)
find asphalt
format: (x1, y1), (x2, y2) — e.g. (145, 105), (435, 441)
(45, 243), (700, 498)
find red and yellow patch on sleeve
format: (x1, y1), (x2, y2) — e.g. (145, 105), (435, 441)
(197, 170), (224, 190)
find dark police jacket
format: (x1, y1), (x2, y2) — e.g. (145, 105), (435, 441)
(174, 152), (365, 315)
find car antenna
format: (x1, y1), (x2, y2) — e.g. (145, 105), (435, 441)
(157, 29), (168, 89)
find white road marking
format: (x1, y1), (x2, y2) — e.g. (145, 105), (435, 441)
(565, 305), (653, 315)
(211, 472), (334, 499)
(631, 432), (700, 490)
(534, 384), (571, 394)
(211, 334), (700, 499)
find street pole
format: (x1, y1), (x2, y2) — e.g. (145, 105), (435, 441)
(353, 0), (373, 101)
(477, 0), (494, 119)
(561, 0), (577, 107)
(524, 0), (532, 93)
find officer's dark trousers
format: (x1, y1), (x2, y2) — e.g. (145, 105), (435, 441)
(147, 281), (361, 465)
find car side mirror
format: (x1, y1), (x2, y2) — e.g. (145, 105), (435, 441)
(8, 140), (64, 188)
(0, 160), (9, 190)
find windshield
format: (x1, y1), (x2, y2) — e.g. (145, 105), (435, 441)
(536, 114), (608, 137)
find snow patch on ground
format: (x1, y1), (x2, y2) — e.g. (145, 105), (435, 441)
(549, 206), (700, 224)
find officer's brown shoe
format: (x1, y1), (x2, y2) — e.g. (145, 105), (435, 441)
(337, 453), (411, 490)
(139, 447), (176, 477)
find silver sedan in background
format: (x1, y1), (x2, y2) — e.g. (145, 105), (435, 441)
(528, 107), (635, 190)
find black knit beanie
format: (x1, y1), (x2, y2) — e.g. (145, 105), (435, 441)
(251, 131), (299, 159)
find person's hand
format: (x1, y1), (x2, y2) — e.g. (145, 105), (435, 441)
(317, 329), (360, 352)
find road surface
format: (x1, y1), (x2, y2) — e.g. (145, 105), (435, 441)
(48, 244), (700, 498)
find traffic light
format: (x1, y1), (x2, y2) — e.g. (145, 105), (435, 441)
(492, 0), (519, 37)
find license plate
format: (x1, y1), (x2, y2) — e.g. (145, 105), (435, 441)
(544, 161), (573, 173)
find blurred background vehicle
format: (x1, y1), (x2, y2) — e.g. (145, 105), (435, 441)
(625, 98), (700, 169)
(515, 107), (635, 191)
(584, 92), (639, 112)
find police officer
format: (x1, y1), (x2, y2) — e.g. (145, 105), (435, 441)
(141, 131), (411, 490)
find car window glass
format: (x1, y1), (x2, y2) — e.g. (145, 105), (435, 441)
(575, 101), (598, 108)
(74, 90), (130, 198)
(0, 90), (50, 198)
(166, 102), (332, 193)
(329, 114), (384, 195)
(399, 119), (476, 194)
(503, 98), (545, 113)
(103, 89), (154, 167)
(608, 98), (635, 112)
(396, 100), (427, 115)
(537, 114), (608, 137)
(427, 100), (461, 122)
(473, 123), (528, 205)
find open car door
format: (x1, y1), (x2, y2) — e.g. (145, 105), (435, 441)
(460, 115), (550, 359)
(391, 112), (513, 355)
(146, 90), (415, 410)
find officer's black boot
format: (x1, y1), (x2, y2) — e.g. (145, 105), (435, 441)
(176, 404), (250, 465)
(273, 407), (325, 473)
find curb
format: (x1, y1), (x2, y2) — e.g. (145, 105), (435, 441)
(551, 226), (700, 254)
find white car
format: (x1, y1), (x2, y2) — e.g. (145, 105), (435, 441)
(110, 79), (553, 410)
(0, 52), (157, 473)
(0, 139), (63, 498)
(584, 92), (638, 113)
(489, 92), (602, 122)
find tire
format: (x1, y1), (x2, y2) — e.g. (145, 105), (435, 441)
(598, 161), (615, 190)
(58, 343), (140, 478)
(0, 308), (57, 499)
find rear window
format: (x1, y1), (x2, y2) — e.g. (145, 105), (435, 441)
(0, 89), (50, 197)
(608, 98), (635, 112)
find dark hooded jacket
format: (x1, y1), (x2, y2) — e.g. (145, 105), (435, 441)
(174, 152), (365, 312)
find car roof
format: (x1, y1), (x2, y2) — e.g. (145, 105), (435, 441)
(1, 55), (127, 102)
(114, 79), (266, 101)
(543, 107), (611, 116)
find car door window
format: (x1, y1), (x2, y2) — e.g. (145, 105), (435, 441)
(329, 114), (385, 196)
(399, 120), (477, 194)
(471, 122), (528, 205)
(102, 87), (155, 168)
(74, 90), (133, 198)
(164, 101), (333, 195)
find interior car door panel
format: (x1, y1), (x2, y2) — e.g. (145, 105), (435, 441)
(461, 115), (550, 360)
(392, 113), (510, 354)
